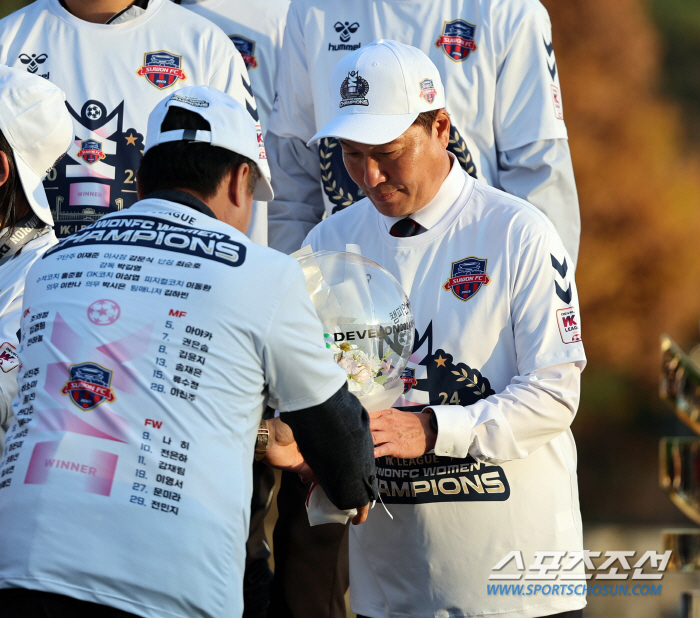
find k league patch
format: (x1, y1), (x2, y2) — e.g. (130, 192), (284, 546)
(61, 362), (116, 411)
(0, 343), (19, 373)
(137, 51), (187, 90)
(443, 257), (490, 301)
(556, 307), (581, 344)
(230, 35), (258, 70)
(77, 139), (106, 165)
(419, 78), (437, 104)
(340, 71), (369, 107)
(435, 19), (478, 62)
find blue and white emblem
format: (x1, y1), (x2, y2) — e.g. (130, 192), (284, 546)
(435, 19), (478, 62)
(442, 257), (490, 302)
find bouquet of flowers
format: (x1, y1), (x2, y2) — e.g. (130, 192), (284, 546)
(294, 248), (414, 524)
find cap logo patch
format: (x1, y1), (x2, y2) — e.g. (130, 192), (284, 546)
(419, 78), (437, 104)
(435, 19), (478, 62)
(169, 94), (209, 108)
(340, 71), (369, 107)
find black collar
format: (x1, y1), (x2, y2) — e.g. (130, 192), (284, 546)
(144, 190), (218, 220)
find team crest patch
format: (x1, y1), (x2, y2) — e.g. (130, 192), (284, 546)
(435, 19), (478, 62)
(443, 257), (490, 301)
(137, 51), (187, 90)
(77, 139), (106, 165)
(61, 362), (116, 411)
(556, 307), (581, 344)
(340, 71), (369, 107)
(0, 343), (19, 373)
(419, 78), (437, 104)
(230, 35), (258, 70)
(401, 367), (418, 394)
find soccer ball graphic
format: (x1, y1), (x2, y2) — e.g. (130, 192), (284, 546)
(87, 299), (121, 326)
(86, 104), (102, 120)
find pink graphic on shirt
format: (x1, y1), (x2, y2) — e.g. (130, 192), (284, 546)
(23, 440), (58, 484)
(38, 313), (155, 442)
(25, 440), (119, 496)
(86, 449), (119, 496)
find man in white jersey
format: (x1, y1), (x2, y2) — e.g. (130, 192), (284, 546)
(0, 0), (269, 243)
(267, 0), (580, 263)
(0, 86), (377, 618)
(171, 2), (290, 614)
(303, 40), (586, 618)
(268, 3), (581, 615)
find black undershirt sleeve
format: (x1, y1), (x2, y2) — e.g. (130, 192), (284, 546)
(280, 382), (378, 510)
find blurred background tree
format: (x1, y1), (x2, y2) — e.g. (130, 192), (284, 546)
(542, 0), (700, 523)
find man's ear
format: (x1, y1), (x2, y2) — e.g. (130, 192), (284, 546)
(434, 109), (451, 149)
(0, 151), (10, 189)
(229, 162), (251, 209)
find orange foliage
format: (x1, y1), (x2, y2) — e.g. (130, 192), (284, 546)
(544, 0), (700, 377)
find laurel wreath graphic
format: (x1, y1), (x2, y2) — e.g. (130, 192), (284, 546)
(319, 137), (365, 208)
(449, 127), (477, 178)
(452, 367), (488, 396)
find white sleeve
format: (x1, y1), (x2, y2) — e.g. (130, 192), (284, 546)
(266, 1), (325, 253)
(208, 37), (272, 180)
(262, 261), (346, 411)
(494, 2), (568, 151)
(430, 216), (586, 463)
(267, 131), (325, 254)
(431, 363), (580, 464)
(267, 0), (317, 142)
(498, 138), (580, 266)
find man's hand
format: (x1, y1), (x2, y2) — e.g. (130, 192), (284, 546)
(352, 503), (370, 525)
(263, 417), (313, 480)
(370, 409), (436, 459)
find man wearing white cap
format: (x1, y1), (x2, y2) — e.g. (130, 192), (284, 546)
(267, 0), (580, 264)
(0, 66), (73, 454)
(303, 40), (586, 618)
(0, 85), (377, 618)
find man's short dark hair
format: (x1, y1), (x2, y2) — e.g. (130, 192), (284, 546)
(136, 107), (261, 198)
(412, 109), (441, 136)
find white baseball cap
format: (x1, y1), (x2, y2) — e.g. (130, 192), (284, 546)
(309, 39), (446, 146)
(145, 86), (274, 202)
(0, 66), (73, 226)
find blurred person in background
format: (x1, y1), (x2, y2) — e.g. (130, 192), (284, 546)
(0, 0), (268, 242)
(170, 2), (290, 614)
(0, 66), (72, 455)
(266, 2), (580, 616)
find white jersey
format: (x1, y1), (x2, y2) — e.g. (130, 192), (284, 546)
(304, 163), (587, 617)
(177, 0), (289, 132)
(268, 0), (580, 260)
(0, 196), (346, 618)
(176, 0), (290, 246)
(0, 230), (57, 440)
(0, 0), (268, 240)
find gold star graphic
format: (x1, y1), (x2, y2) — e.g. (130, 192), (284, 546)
(125, 133), (138, 146)
(435, 355), (447, 368)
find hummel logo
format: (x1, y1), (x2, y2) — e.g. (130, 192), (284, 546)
(551, 254), (571, 304)
(543, 38), (557, 80)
